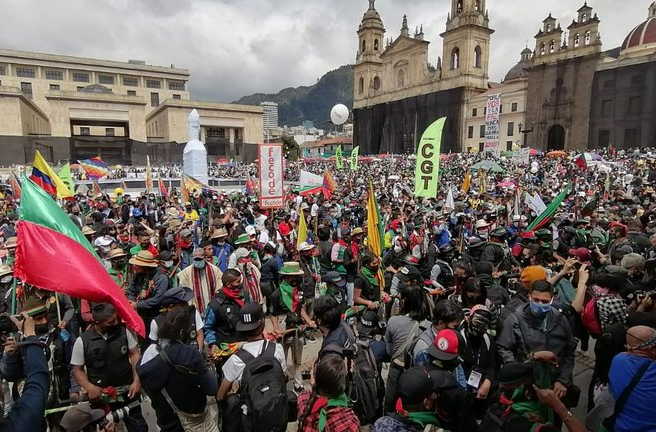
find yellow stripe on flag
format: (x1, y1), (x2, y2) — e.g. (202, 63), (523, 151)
(33, 150), (73, 199)
(296, 208), (308, 250)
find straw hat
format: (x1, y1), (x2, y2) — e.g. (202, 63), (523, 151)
(279, 261), (304, 276)
(0, 264), (12, 278)
(351, 227), (364, 236)
(81, 226), (96, 236)
(128, 250), (158, 267)
(107, 248), (127, 260)
(298, 242), (315, 252)
(4, 237), (17, 249)
(211, 227), (228, 239)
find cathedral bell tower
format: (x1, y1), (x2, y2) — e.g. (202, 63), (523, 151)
(440, 0), (494, 88)
(354, 0), (385, 102)
(357, 0), (385, 63)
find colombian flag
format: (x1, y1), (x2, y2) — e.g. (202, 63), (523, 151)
(14, 177), (145, 337)
(30, 150), (73, 199)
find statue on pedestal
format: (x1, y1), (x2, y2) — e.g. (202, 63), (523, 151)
(183, 109), (208, 185)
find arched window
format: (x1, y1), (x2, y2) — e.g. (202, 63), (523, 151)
(585, 31), (591, 45)
(546, 23), (551, 32)
(397, 69), (405, 88)
(358, 77), (364, 94)
(457, 0), (463, 13)
(574, 33), (580, 48)
(362, 39), (366, 52)
(374, 39), (379, 51)
(540, 42), (546, 55)
(474, 46), (482, 68)
(451, 47), (460, 69)
(373, 76), (381, 90)
(475, 0), (481, 11)
(549, 40), (555, 53)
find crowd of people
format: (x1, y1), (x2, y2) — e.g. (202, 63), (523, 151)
(0, 148), (655, 432)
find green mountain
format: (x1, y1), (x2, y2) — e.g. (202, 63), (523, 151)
(234, 65), (353, 129)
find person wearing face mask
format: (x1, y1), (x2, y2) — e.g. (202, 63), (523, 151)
(71, 303), (146, 432)
(177, 248), (222, 316)
(204, 269), (245, 367)
(497, 280), (576, 401)
(412, 299), (463, 367)
(211, 227), (233, 272)
(0, 265), (13, 313)
(106, 248), (128, 291)
(175, 227), (194, 270)
(458, 305), (496, 417)
(127, 250), (169, 336)
(68, 204), (84, 229)
(354, 255), (384, 312)
(183, 202), (199, 223)
(157, 250), (180, 290)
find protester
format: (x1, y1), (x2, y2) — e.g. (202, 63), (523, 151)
(4, 149), (656, 430)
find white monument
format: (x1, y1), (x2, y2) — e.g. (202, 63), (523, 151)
(183, 109), (208, 185)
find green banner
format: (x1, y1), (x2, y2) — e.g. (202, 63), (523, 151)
(414, 117), (446, 198)
(350, 146), (359, 171)
(335, 145), (343, 169)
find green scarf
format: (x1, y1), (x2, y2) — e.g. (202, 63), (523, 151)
(509, 385), (554, 426)
(317, 393), (349, 432)
(406, 411), (439, 428)
(360, 267), (379, 288)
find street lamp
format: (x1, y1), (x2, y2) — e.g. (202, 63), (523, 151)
(519, 122), (533, 148)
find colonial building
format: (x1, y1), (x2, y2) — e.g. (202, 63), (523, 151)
(589, 2), (656, 149)
(0, 49), (263, 164)
(353, 0), (494, 154)
(524, 3), (603, 151)
(462, 48), (530, 153)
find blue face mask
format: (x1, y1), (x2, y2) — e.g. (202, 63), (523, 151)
(529, 301), (552, 318)
(193, 259), (206, 269)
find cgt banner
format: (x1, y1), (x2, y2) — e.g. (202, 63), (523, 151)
(414, 117), (446, 198)
(258, 143), (284, 208)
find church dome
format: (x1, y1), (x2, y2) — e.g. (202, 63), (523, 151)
(621, 3), (656, 54)
(359, 0), (384, 32)
(504, 48), (532, 82)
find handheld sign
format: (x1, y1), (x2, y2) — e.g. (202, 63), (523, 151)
(414, 117), (446, 198)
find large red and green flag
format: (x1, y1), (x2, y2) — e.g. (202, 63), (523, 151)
(526, 183), (572, 232)
(14, 177), (145, 337)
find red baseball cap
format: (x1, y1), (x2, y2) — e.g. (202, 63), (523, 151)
(569, 247), (592, 263)
(427, 329), (460, 361)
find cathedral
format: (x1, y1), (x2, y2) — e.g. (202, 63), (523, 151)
(353, 0), (656, 153)
(352, 0), (493, 154)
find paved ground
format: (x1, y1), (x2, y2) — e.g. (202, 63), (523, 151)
(141, 337), (596, 431)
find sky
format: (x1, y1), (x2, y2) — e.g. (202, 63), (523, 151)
(0, 0), (650, 103)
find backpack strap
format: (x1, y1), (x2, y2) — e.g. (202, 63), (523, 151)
(236, 347), (256, 364)
(606, 360), (652, 428)
(262, 340), (277, 359)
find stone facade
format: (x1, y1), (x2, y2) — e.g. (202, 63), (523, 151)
(0, 48), (264, 164)
(524, 4), (603, 151)
(146, 100), (264, 162)
(353, 0), (493, 154)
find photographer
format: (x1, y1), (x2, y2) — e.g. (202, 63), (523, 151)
(0, 313), (48, 432)
(70, 303), (146, 432)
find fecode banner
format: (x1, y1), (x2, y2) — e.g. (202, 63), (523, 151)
(414, 117), (446, 198)
(258, 143), (284, 208)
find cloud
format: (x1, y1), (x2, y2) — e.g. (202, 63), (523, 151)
(0, 0), (649, 102)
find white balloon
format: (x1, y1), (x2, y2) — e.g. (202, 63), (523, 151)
(330, 104), (350, 125)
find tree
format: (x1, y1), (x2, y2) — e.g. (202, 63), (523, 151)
(281, 135), (300, 161)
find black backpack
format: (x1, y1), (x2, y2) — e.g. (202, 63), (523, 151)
(235, 341), (288, 432)
(348, 337), (385, 425)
